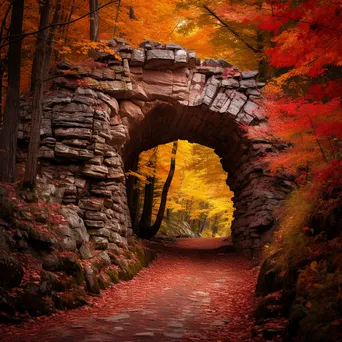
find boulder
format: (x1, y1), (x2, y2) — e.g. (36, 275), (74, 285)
(202, 58), (220, 67)
(59, 208), (89, 246)
(0, 254), (24, 289)
(92, 237), (109, 250)
(79, 244), (93, 259)
(97, 92), (119, 115)
(216, 59), (232, 68)
(84, 265), (100, 294)
(119, 101), (144, 123)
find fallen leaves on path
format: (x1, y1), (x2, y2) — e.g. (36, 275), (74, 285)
(0, 238), (264, 341)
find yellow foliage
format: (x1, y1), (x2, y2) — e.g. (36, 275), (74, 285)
(133, 140), (235, 237)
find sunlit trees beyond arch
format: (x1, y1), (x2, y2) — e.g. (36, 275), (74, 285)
(128, 141), (235, 238)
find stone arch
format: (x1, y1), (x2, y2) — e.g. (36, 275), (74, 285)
(18, 39), (296, 257)
(121, 100), (285, 256)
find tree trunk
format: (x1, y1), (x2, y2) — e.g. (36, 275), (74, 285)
(137, 141), (178, 239)
(0, 2), (12, 119)
(0, 0), (24, 183)
(44, 0), (61, 76)
(0, 57), (5, 119)
(126, 155), (139, 223)
(113, 0), (121, 36)
(89, 0), (99, 41)
(133, 187), (141, 229)
(62, 0), (76, 44)
(199, 216), (207, 234)
(139, 175), (155, 229)
(23, 0), (51, 188)
(211, 214), (219, 237)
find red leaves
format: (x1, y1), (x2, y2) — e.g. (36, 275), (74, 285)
(0, 239), (259, 342)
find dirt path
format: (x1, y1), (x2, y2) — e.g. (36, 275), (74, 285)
(0, 238), (261, 342)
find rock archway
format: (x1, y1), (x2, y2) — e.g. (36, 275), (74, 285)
(18, 39), (295, 257)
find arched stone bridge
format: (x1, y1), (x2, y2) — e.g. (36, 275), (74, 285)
(19, 39), (295, 257)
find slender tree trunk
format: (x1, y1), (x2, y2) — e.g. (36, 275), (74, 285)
(211, 215), (219, 237)
(0, 2), (12, 119)
(0, 0), (24, 183)
(63, 0), (76, 44)
(23, 0), (51, 188)
(113, 0), (121, 36)
(126, 155), (139, 223)
(133, 187), (141, 229)
(0, 58), (5, 119)
(44, 0), (61, 76)
(139, 175), (155, 229)
(137, 141), (178, 239)
(199, 216), (207, 234)
(89, 0), (99, 41)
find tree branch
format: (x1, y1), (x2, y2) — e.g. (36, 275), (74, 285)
(0, 0), (119, 48)
(202, 4), (260, 54)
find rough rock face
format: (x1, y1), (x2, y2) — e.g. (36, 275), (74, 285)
(17, 38), (295, 258)
(0, 184), (155, 321)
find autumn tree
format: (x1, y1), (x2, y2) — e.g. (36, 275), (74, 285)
(243, 0), (342, 181)
(0, 0), (25, 183)
(135, 141), (178, 239)
(89, 0), (99, 41)
(23, 0), (51, 188)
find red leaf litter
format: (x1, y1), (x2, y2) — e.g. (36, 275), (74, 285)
(0, 238), (264, 341)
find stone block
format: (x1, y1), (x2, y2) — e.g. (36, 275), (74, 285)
(145, 50), (175, 69)
(110, 124), (128, 145)
(222, 78), (240, 88)
(55, 142), (94, 160)
(85, 211), (107, 221)
(243, 100), (259, 116)
(82, 164), (108, 179)
(52, 112), (93, 128)
(241, 70), (258, 79)
(38, 146), (54, 159)
(240, 79), (257, 89)
(54, 127), (92, 139)
(174, 50), (188, 68)
(130, 49), (145, 66)
(226, 91), (247, 116)
(85, 220), (105, 228)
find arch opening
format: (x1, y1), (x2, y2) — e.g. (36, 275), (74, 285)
(128, 140), (235, 239)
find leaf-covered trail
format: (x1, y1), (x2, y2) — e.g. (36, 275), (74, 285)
(0, 238), (261, 341)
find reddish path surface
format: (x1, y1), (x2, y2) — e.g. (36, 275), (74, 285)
(0, 238), (261, 342)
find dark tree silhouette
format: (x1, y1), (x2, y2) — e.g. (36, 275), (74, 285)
(0, 0), (24, 183)
(137, 140), (178, 239)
